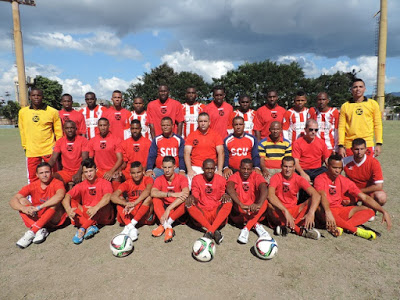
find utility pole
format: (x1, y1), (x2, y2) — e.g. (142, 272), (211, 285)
(1, 0), (36, 107)
(376, 0), (387, 114)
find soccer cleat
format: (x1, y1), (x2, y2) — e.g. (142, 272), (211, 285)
(203, 231), (213, 240)
(329, 227), (343, 237)
(213, 230), (224, 245)
(73, 228), (85, 244)
(302, 228), (321, 240)
(32, 228), (49, 244)
(355, 228), (376, 240)
(274, 225), (288, 237)
(128, 227), (139, 242)
(237, 228), (250, 244)
(152, 225), (165, 237)
(84, 225), (99, 240)
(121, 223), (134, 235)
(255, 223), (271, 239)
(164, 228), (175, 243)
(16, 230), (35, 249)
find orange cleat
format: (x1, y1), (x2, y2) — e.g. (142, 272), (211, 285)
(152, 225), (165, 237)
(164, 228), (175, 243)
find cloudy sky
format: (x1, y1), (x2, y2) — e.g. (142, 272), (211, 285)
(0, 0), (399, 102)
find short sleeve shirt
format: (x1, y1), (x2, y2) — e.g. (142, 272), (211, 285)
(153, 173), (189, 205)
(147, 98), (184, 136)
(68, 178), (113, 207)
(228, 171), (267, 206)
(88, 132), (122, 171)
(54, 135), (89, 172)
(18, 178), (65, 206)
(343, 155), (384, 189)
(292, 136), (330, 170)
(118, 176), (153, 202)
(191, 174), (226, 211)
(185, 129), (223, 167)
(120, 136), (152, 170)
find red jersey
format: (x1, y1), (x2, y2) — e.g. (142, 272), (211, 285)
(88, 132), (122, 171)
(292, 136), (330, 170)
(308, 107), (339, 151)
(343, 155), (384, 189)
(228, 171), (267, 206)
(269, 172), (310, 208)
(18, 178), (65, 206)
(282, 107), (309, 144)
(227, 109), (256, 135)
(253, 105), (286, 139)
(59, 109), (86, 136)
(185, 128), (223, 167)
(191, 173), (227, 211)
(68, 177), (112, 206)
(147, 134), (185, 170)
(80, 105), (107, 139)
(223, 133), (260, 170)
(118, 176), (153, 202)
(54, 135), (89, 173)
(204, 101), (233, 139)
(314, 173), (361, 208)
(120, 136), (151, 170)
(125, 111), (151, 140)
(103, 107), (131, 141)
(153, 173), (189, 205)
(181, 102), (205, 139)
(147, 98), (184, 136)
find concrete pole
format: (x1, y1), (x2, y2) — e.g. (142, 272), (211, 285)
(376, 0), (387, 114)
(11, 1), (28, 107)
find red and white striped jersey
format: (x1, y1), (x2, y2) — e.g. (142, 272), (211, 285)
(181, 102), (205, 139)
(80, 105), (107, 140)
(282, 107), (309, 144)
(227, 109), (256, 135)
(308, 107), (339, 151)
(124, 111), (151, 141)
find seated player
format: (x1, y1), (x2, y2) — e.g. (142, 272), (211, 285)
(226, 158), (272, 244)
(151, 156), (189, 243)
(120, 119), (151, 180)
(315, 154), (391, 240)
(48, 120), (89, 188)
(186, 159), (232, 244)
(343, 138), (387, 206)
(111, 161), (154, 241)
(10, 162), (66, 248)
(267, 156), (322, 239)
(62, 158), (115, 244)
(223, 116), (261, 179)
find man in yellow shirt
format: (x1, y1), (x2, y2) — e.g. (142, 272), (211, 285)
(338, 79), (383, 157)
(18, 88), (63, 182)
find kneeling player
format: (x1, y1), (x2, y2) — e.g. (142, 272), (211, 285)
(227, 158), (272, 244)
(186, 159), (232, 244)
(111, 161), (154, 241)
(62, 158), (115, 244)
(151, 156), (189, 243)
(10, 162), (66, 248)
(267, 156), (321, 239)
(315, 154), (391, 239)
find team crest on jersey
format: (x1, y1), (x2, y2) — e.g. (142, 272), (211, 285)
(133, 145), (140, 152)
(88, 187), (96, 195)
(115, 114), (121, 120)
(100, 141), (107, 149)
(271, 111), (277, 119)
(283, 182), (290, 193)
(329, 187), (336, 195)
(218, 109), (224, 116)
(193, 139), (199, 146)
(242, 182), (250, 192)
(63, 116), (70, 121)
(32, 115), (40, 123)
(356, 108), (363, 115)
(161, 106), (167, 114)
(205, 184), (213, 194)
(96, 111), (102, 116)
(167, 186), (175, 194)
(66, 144), (74, 151)
(39, 197), (49, 203)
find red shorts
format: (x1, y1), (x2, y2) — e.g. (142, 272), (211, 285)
(56, 170), (76, 183)
(230, 202), (266, 225)
(191, 206), (226, 227)
(70, 199), (115, 227)
(271, 203), (306, 224)
(345, 147), (374, 157)
(330, 206), (354, 219)
(26, 155), (56, 183)
(19, 207), (67, 228)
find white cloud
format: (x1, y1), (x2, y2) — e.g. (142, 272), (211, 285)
(94, 76), (141, 100)
(144, 62), (151, 71)
(277, 55), (321, 78)
(161, 48), (234, 82)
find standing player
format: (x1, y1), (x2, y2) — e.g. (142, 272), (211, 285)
(315, 154), (391, 239)
(227, 94), (256, 135)
(226, 159), (272, 244)
(282, 91), (309, 145)
(204, 85), (233, 139)
(125, 97), (151, 140)
(338, 79), (383, 157)
(48, 120), (89, 187)
(308, 92), (339, 154)
(223, 116), (261, 179)
(80, 92), (107, 140)
(111, 161), (154, 241)
(267, 156), (321, 239)
(59, 93), (86, 136)
(147, 85), (184, 138)
(254, 89), (286, 141)
(18, 88), (63, 182)
(186, 159), (232, 244)
(181, 87), (205, 139)
(151, 156), (189, 243)
(62, 158), (115, 244)
(103, 90), (131, 141)
(10, 162), (66, 248)
(343, 138), (387, 206)
(120, 119), (152, 179)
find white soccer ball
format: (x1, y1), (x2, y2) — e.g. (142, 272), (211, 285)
(254, 237), (278, 260)
(192, 237), (216, 262)
(110, 234), (134, 257)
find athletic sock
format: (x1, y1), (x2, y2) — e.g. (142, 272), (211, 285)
(31, 208), (56, 233)
(132, 204), (149, 226)
(209, 202), (232, 233)
(187, 205), (212, 231)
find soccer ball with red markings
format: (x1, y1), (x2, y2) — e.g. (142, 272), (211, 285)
(192, 237), (216, 262)
(110, 234), (134, 257)
(254, 237), (278, 260)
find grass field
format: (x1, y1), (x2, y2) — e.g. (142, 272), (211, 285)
(0, 122), (399, 300)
